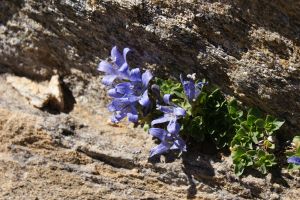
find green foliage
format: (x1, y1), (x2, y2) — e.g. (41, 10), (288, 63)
(155, 77), (285, 176)
(156, 78), (235, 149)
(286, 136), (300, 170)
(155, 78), (183, 98)
(230, 109), (284, 176)
(189, 89), (236, 149)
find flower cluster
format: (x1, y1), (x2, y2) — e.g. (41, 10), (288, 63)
(98, 46), (153, 123)
(97, 46), (207, 157)
(97, 46), (291, 176)
(180, 73), (206, 102)
(149, 94), (187, 157)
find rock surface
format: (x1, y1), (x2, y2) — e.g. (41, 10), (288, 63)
(1, 0), (300, 133)
(0, 0), (300, 199)
(0, 74), (299, 199)
(7, 75), (65, 111)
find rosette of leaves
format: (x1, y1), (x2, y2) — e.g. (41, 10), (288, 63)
(155, 77), (235, 150)
(230, 108), (284, 176)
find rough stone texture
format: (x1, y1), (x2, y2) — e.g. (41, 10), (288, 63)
(0, 74), (299, 199)
(0, 0), (300, 199)
(1, 0), (300, 133)
(7, 75), (65, 111)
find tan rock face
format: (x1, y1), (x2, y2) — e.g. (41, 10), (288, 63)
(1, 0), (300, 133)
(6, 75), (64, 111)
(0, 72), (299, 199)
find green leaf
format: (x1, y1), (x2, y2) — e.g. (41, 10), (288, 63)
(228, 100), (244, 120)
(264, 115), (284, 134)
(251, 131), (259, 144)
(259, 164), (267, 174)
(235, 163), (246, 176)
(186, 116), (205, 142)
(173, 91), (185, 99)
(263, 140), (275, 150)
(247, 115), (256, 126)
(231, 146), (246, 160)
(287, 163), (300, 170)
(248, 108), (262, 118)
(255, 119), (265, 129)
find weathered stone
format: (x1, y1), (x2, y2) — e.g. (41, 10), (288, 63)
(0, 75), (299, 199)
(7, 75), (64, 111)
(1, 0), (300, 134)
(1, 0), (300, 199)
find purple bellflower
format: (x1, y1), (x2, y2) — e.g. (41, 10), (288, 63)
(180, 74), (206, 102)
(287, 156), (300, 165)
(97, 46), (131, 85)
(149, 122), (186, 157)
(151, 94), (186, 131)
(108, 96), (139, 123)
(149, 94), (187, 157)
(107, 68), (153, 123)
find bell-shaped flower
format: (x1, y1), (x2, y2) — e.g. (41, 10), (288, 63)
(97, 46), (131, 85)
(107, 69), (153, 123)
(287, 156), (300, 165)
(108, 69), (153, 107)
(149, 121), (186, 157)
(151, 94), (186, 127)
(108, 95), (139, 123)
(180, 74), (206, 102)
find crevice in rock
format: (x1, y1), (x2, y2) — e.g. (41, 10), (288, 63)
(61, 80), (76, 113)
(76, 147), (138, 170)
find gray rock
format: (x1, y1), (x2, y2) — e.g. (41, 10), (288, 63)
(0, 0), (300, 199)
(1, 0), (300, 134)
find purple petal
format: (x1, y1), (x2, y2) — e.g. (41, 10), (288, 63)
(139, 90), (150, 108)
(194, 81), (205, 99)
(107, 103), (116, 112)
(102, 75), (117, 85)
(108, 82), (133, 97)
(186, 83), (196, 101)
(183, 82), (195, 101)
(149, 142), (171, 157)
(127, 95), (139, 103)
(174, 107), (186, 117)
(156, 105), (174, 113)
(196, 81), (205, 89)
(130, 68), (142, 82)
(111, 46), (124, 67)
(149, 128), (167, 141)
(287, 156), (300, 165)
(127, 113), (138, 123)
(97, 61), (115, 74)
(115, 82), (133, 94)
(167, 119), (180, 134)
(123, 47), (130, 63)
(108, 88), (123, 98)
(151, 115), (173, 126)
(142, 70), (153, 87)
(163, 94), (172, 104)
(119, 63), (130, 75)
(180, 74), (197, 101)
(170, 137), (186, 151)
(109, 98), (130, 111)
(111, 116), (119, 123)
(194, 88), (201, 100)
(111, 111), (127, 123)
